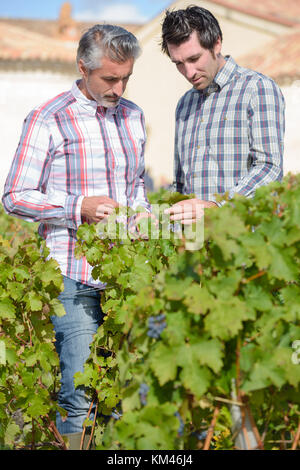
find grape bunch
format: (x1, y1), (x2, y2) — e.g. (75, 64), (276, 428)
(139, 383), (149, 406)
(111, 409), (123, 420)
(175, 411), (184, 437)
(195, 430), (207, 440)
(12, 409), (24, 430)
(147, 314), (167, 339)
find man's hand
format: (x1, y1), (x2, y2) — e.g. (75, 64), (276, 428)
(164, 198), (217, 225)
(81, 196), (119, 224)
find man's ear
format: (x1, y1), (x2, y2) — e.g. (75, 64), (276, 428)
(78, 59), (88, 78)
(214, 36), (222, 56)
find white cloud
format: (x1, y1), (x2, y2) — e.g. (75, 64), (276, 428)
(75, 3), (147, 24)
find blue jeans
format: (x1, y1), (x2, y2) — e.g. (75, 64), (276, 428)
(51, 275), (104, 435)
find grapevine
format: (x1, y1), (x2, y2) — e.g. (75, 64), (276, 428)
(1, 174), (300, 450)
(74, 176), (300, 450)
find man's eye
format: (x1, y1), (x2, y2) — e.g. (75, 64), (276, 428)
(105, 77), (117, 82)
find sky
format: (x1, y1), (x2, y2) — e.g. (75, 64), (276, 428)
(0, 0), (173, 24)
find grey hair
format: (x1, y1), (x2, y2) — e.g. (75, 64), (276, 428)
(76, 24), (141, 71)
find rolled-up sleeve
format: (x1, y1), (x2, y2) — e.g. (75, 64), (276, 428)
(2, 109), (83, 230)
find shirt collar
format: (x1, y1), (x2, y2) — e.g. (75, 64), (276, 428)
(71, 80), (121, 116)
(214, 55), (238, 89)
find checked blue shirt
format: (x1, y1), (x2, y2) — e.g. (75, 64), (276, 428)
(174, 56), (285, 205)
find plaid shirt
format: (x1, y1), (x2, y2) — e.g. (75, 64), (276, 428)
(174, 56), (285, 204)
(2, 81), (149, 286)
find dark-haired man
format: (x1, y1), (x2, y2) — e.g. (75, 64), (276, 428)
(162, 6), (285, 224)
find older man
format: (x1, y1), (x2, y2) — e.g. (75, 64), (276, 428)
(161, 6), (285, 224)
(2, 24), (149, 448)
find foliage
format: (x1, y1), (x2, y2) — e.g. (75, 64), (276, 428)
(73, 174), (300, 450)
(0, 207), (66, 449)
(1, 174), (300, 450)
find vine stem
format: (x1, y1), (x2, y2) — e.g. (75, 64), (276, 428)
(80, 395), (98, 450)
(15, 333), (27, 345)
(203, 405), (220, 450)
(213, 396), (244, 407)
(291, 421), (300, 450)
(261, 404), (274, 443)
(242, 270), (266, 284)
(240, 403), (252, 450)
(31, 419), (35, 451)
(244, 402), (264, 450)
(43, 414), (68, 450)
(242, 332), (261, 347)
(236, 336), (241, 400)
(21, 311), (33, 347)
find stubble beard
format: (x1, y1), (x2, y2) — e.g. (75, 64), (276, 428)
(98, 96), (120, 108)
(83, 79), (121, 109)
(90, 91), (120, 109)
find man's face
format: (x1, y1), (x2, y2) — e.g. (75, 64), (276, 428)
(167, 30), (224, 90)
(79, 55), (134, 108)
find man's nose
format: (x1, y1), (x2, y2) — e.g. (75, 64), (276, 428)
(184, 63), (197, 80)
(112, 80), (125, 97)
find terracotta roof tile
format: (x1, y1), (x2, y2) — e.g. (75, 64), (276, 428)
(0, 18), (142, 39)
(0, 18), (142, 73)
(238, 27), (300, 84)
(0, 21), (78, 74)
(0, 22), (76, 63)
(210, 0), (300, 26)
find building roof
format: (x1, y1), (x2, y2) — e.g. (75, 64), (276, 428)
(0, 21), (77, 73)
(0, 18), (142, 39)
(238, 27), (300, 85)
(0, 17), (143, 73)
(209, 0), (300, 27)
(1, 1), (299, 81)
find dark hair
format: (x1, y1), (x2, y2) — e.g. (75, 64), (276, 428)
(77, 24), (141, 71)
(161, 5), (223, 55)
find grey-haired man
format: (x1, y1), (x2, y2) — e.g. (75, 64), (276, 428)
(3, 24), (149, 448)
